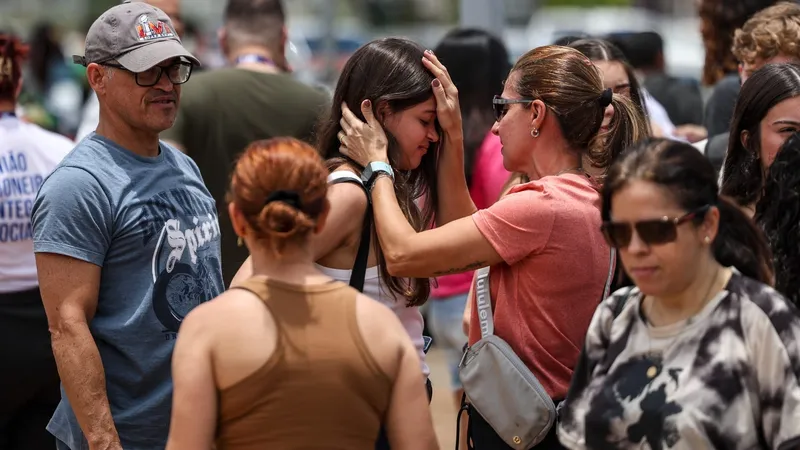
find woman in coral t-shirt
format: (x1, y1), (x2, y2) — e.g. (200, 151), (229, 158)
(426, 29), (511, 409)
(339, 45), (648, 449)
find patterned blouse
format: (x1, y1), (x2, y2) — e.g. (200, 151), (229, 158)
(557, 272), (800, 449)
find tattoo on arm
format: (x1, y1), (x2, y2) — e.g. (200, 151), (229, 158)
(433, 261), (487, 276)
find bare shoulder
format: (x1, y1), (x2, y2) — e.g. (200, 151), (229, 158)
(353, 293), (409, 380)
(328, 164), (368, 210)
(355, 293), (403, 331)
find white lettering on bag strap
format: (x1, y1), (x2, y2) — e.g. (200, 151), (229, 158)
(475, 267), (494, 339)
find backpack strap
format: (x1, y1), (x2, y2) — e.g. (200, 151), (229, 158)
(328, 171), (372, 292)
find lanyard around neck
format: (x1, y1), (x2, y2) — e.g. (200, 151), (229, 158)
(234, 54), (277, 68)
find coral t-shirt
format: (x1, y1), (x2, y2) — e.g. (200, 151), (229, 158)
(432, 132), (509, 299)
(468, 173), (612, 400)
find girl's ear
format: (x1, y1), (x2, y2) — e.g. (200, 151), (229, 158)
(375, 100), (391, 125)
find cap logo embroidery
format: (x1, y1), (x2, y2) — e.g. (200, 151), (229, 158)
(135, 14), (174, 41)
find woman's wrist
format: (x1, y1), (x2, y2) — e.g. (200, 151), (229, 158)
(444, 128), (464, 143)
(368, 173), (394, 196)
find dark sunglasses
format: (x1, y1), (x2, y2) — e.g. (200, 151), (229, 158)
(101, 61), (193, 87)
(601, 206), (710, 249)
(492, 95), (534, 121)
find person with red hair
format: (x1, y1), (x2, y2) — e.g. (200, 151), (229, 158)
(0, 32), (73, 450)
(166, 137), (437, 450)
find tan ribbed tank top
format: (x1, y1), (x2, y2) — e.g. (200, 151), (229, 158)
(215, 276), (393, 449)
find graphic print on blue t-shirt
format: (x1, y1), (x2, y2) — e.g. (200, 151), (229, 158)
(0, 151), (42, 243)
(137, 187), (222, 334)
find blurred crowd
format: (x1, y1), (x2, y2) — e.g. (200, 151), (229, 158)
(4, 0), (800, 449)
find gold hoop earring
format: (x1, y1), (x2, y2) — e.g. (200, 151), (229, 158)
(530, 128), (539, 138)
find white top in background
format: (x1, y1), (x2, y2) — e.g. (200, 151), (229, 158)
(316, 263), (429, 377)
(0, 115), (73, 293)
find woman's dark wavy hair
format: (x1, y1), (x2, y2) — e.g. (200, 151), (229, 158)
(755, 132), (800, 305)
(698, 0), (779, 85)
(433, 28), (510, 187)
(568, 38), (649, 121)
(720, 63), (800, 208)
(316, 37), (439, 307)
(604, 138), (774, 285)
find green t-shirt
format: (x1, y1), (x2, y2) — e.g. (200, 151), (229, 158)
(162, 68), (330, 286)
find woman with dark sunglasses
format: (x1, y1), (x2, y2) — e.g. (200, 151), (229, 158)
(557, 139), (800, 449)
(339, 45), (648, 449)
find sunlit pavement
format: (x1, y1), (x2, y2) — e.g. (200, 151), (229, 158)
(428, 346), (458, 450)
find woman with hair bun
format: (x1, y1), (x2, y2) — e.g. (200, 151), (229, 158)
(165, 138), (438, 450)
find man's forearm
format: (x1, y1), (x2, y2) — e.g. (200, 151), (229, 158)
(436, 134), (477, 226)
(51, 323), (121, 449)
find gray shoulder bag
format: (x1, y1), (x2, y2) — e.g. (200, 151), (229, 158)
(458, 249), (616, 449)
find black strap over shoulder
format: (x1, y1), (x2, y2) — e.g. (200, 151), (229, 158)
(328, 172), (371, 292)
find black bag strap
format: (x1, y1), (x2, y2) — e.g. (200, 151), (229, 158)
(328, 171), (371, 292)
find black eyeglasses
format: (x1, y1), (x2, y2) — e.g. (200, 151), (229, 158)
(601, 206), (710, 249)
(492, 95), (535, 121)
(102, 61), (193, 87)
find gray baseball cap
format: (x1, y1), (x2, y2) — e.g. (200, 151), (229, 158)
(73, 0), (199, 72)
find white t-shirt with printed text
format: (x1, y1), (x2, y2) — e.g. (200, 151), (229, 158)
(0, 114), (73, 293)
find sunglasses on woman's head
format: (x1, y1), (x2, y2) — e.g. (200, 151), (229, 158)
(601, 206), (711, 249)
(492, 95), (534, 121)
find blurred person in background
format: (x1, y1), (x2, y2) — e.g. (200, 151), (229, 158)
(698, 0), (779, 141)
(74, 0), (185, 142)
(721, 63), (800, 216)
(569, 38), (680, 144)
(609, 31), (706, 140)
(0, 31), (73, 450)
(25, 23), (84, 138)
(705, 1), (800, 175)
(558, 139), (795, 450)
(755, 132), (800, 307)
(166, 138), (438, 450)
(31, 3), (222, 449)
(339, 45), (648, 448)
(568, 39), (649, 132)
(426, 28), (510, 409)
(161, 0), (329, 286)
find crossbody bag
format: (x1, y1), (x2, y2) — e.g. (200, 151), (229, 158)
(457, 248), (616, 449)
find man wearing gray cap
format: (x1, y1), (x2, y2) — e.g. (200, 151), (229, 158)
(31, 2), (224, 449)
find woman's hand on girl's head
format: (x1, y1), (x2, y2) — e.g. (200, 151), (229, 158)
(339, 100), (390, 166)
(422, 50), (462, 139)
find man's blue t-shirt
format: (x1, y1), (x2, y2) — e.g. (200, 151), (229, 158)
(32, 133), (224, 449)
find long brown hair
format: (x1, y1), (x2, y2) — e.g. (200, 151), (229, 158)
(316, 37), (439, 307)
(0, 32), (29, 102)
(511, 45), (649, 177)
